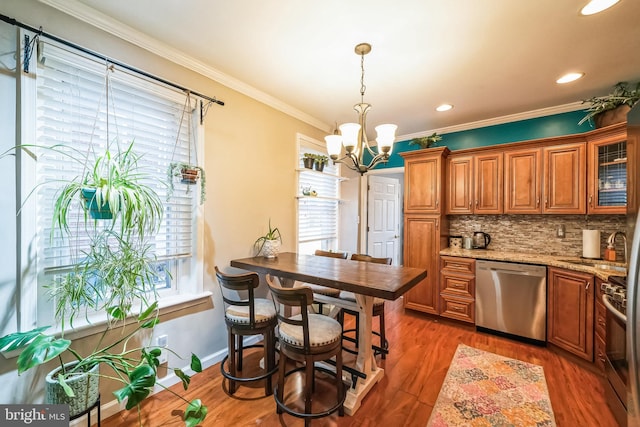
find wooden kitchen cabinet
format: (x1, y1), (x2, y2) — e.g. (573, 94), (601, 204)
(586, 123), (627, 214)
(542, 143), (586, 214)
(440, 256), (475, 323)
(504, 147), (542, 214)
(403, 214), (448, 314)
(446, 152), (502, 214)
(594, 277), (607, 372)
(402, 147), (450, 214)
(547, 267), (594, 361)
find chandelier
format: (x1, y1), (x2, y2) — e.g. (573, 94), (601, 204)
(325, 43), (397, 175)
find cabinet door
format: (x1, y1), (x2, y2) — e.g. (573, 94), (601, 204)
(405, 154), (443, 213)
(543, 143), (586, 214)
(547, 267), (594, 361)
(474, 152), (503, 214)
(504, 148), (542, 214)
(446, 155), (473, 214)
(588, 136), (627, 214)
(403, 215), (442, 315)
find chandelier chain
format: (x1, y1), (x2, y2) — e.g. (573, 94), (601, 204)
(360, 51), (366, 103)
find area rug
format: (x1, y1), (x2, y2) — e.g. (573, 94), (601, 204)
(427, 344), (556, 427)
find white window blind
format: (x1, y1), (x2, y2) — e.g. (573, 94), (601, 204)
(297, 145), (340, 247)
(36, 43), (197, 271)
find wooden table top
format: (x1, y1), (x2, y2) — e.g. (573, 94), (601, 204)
(230, 252), (427, 301)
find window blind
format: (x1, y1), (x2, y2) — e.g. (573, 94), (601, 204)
(36, 44), (197, 270)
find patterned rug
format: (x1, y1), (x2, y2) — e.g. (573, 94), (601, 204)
(427, 344), (556, 427)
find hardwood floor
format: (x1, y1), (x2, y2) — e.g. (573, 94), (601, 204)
(102, 297), (619, 426)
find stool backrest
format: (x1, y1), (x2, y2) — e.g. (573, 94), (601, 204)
(266, 277), (314, 352)
(350, 253), (392, 265)
(215, 266), (261, 325)
(314, 249), (348, 259)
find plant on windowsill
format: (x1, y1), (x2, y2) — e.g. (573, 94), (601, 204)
(410, 132), (442, 149)
(0, 141), (208, 426)
(254, 219), (282, 258)
(578, 81), (640, 127)
(167, 162), (206, 205)
(302, 153), (315, 169)
(313, 154), (329, 172)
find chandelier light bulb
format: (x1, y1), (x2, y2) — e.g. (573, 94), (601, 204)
(325, 135), (343, 159)
(339, 123), (360, 154)
(375, 124), (397, 155)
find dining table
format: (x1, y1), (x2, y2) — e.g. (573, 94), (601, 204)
(230, 252), (427, 416)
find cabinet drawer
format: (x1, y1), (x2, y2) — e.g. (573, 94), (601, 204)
(441, 256), (475, 274)
(595, 333), (607, 372)
(595, 300), (606, 340)
(441, 275), (475, 298)
(440, 295), (474, 323)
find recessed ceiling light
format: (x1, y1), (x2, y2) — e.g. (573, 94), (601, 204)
(556, 72), (585, 84)
(581, 0), (620, 15)
(436, 104), (453, 112)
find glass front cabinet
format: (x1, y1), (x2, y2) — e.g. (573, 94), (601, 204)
(587, 123), (627, 214)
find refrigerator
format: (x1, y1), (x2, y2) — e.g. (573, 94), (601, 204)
(627, 104), (640, 427)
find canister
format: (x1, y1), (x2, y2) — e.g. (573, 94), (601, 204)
(449, 235), (462, 249)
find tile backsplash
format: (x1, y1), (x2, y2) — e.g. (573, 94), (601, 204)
(447, 214), (626, 258)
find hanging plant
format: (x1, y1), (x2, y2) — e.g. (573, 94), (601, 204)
(167, 162), (206, 202)
(167, 93), (206, 205)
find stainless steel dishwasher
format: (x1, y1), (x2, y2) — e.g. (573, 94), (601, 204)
(475, 260), (547, 343)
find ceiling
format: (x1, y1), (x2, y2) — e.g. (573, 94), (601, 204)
(48, 0), (640, 139)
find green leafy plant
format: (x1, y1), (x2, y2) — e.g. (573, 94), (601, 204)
(0, 303), (207, 426)
(167, 162), (206, 205)
(313, 154), (329, 166)
(579, 81), (640, 125)
(410, 132), (442, 149)
(254, 219), (282, 255)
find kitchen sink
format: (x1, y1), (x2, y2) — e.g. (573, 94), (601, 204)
(559, 259), (627, 273)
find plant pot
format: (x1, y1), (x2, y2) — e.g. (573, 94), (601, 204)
(595, 105), (631, 128)
(262, 239), (281, 258)
(45, 361), (100, 418)
(81, 188), (113, 220)
(180, 168), (200, 185)
(302, 158), (314, 169)
(314, 161), (325, 172)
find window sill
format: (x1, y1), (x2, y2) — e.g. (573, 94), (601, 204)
(1, 291), (213, 360)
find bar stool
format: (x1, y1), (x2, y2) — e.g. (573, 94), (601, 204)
(215, 266), (278, 395)
(267, 277), (345, 425)
(339, 254), (392, 359)
(296, 249), (347, 314)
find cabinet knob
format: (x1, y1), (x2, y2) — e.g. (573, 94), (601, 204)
(536, 198), (540, 207)
(475, 200), (479, 207)
(589, 195), (593, 207)
(586, 281), (591, 290)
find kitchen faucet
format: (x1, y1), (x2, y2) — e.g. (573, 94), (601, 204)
(607, 231), (627, 264)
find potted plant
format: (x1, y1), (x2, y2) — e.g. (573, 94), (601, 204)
(167, 162), (206, 205)
(0, 142), (208, 426)
(313, 154), (329, 172)
(410, 132), (442, 149)
(579, 81), (640, 127)
(254, 219), (282, 258)
(302, 153), (315, 169)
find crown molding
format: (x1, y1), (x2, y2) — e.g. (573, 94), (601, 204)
(399, 102), (585, 141)
(38, 0), (332, 133)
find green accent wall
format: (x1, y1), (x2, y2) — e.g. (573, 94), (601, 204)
(372, 110), (592, 170)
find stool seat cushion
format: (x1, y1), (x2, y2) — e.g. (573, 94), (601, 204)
(338, 291), (385, 307)
(296, 283), (341, 297)
(279, 314), (342, 348)
(225, 298), (276, 324)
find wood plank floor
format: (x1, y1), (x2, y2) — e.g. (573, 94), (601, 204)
(102, 297), (619, 426)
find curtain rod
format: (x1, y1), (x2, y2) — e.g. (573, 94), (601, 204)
(0, 13), (225, 115)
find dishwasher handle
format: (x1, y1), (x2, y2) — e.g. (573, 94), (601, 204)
(476, 261), (546, 277)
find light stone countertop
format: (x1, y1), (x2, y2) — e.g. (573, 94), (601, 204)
(439, 247), (627, 281)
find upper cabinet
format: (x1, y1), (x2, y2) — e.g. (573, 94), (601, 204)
(446, 152), (503, 215)
(401, 147), (450, 214)
(586, 123), (627, 214)
(504, 147), (542, 214)
(542, 142), (586, 214)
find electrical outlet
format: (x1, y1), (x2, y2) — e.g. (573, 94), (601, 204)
(156, 335), (168, 365)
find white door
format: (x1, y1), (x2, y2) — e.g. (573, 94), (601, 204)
(367, 175), (401, 264)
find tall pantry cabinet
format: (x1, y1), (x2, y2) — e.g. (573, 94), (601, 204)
(400, 147), (450, 315)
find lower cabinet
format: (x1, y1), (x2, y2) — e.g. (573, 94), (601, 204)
(547, 267), (594, 361)
(440, 256), (476, 323)
(403, 214), (447, 315)
(594, 277), (607, 372)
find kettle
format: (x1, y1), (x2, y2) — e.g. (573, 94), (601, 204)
(472, 231), (491, 249)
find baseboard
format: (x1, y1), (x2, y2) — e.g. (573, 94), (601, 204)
(70, 336), (260, 425)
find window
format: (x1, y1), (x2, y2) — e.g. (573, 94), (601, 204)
(296, 134), (341, 254)
(19, 39), (204, 330)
